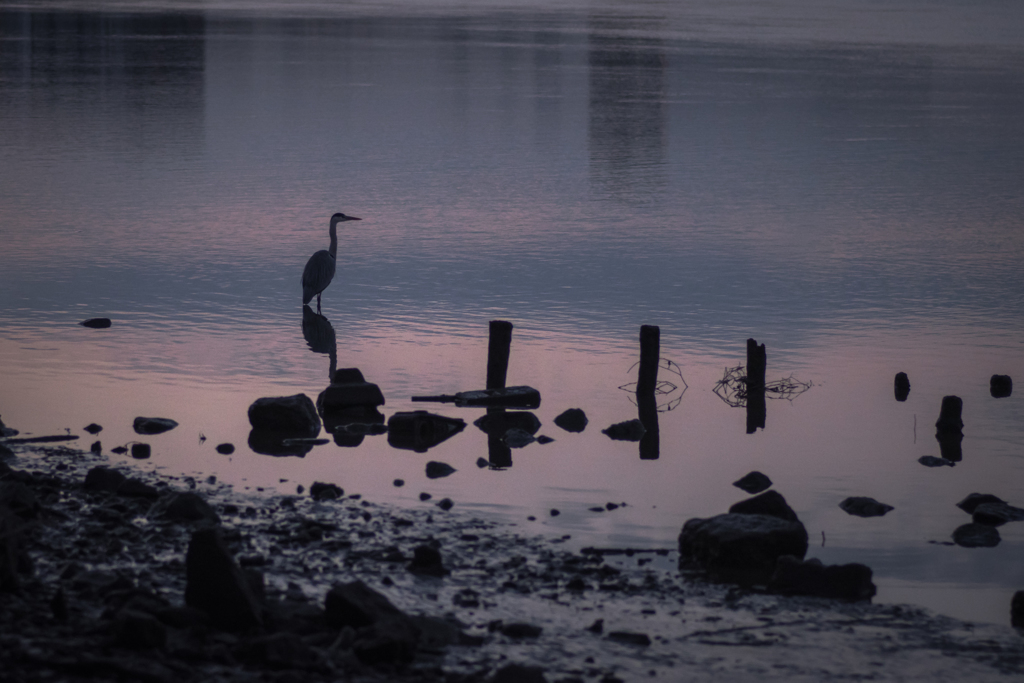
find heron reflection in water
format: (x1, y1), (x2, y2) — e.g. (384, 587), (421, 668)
(302, 305), (337, 382)
(302, 212), (361, 312)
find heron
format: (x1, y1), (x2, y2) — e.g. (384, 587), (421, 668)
(302, 212), (361, 312)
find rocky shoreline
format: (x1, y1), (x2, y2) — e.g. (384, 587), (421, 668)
(2, 437), (1023, 682)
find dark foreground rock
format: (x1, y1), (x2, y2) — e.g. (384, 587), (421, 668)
(2, 437), (1024, 683)
(185, 527), (264, 631)
(768, 556), (876, 601)
(679, 513), (808, 585)
(1013, 591), (1024, 628)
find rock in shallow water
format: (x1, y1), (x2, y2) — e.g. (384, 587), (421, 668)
(602, 419), (645, 441)
(733, 471), (772, 494)
(951, 523), (1001, 548)
(247, 394), (321, 436)
(80, 317), (111, 328)
(839, 497), (894, 518)
(729, 490), (799, 522)
(553, 408), (588, 433)
(768, 555), (876, 601)
(679, 512), (808, 585)
(133, 417), (179, 435)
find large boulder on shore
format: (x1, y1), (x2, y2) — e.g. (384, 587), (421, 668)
(679, 513), (808, 585)
(248, 394), (321, 436)
(768, 555), (876, 601)
(185, 527), (263, 631)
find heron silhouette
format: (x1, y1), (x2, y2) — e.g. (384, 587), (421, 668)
(302, 212), (361, 312)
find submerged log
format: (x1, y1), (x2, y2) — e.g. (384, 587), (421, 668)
(412, 385), (540, 409)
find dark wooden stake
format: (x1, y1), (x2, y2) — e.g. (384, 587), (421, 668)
(486, 320), (514, 390)
(746, 338), (766, 434)
(637, 325), (660, 395)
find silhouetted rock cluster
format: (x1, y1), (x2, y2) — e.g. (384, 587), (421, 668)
(839, 497), (894, 518)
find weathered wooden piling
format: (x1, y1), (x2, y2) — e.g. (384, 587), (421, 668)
(991, 374), (1012, 398)
(746, 338), (767, 434)
(637, 392), (660, 460)
(935, 395), (964, 434)
(486, 320), (514, 390)
(894, 372), (910, 402)
(637, 325), (661, 396)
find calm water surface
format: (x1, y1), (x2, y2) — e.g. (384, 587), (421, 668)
(2, 0), (1024, 625)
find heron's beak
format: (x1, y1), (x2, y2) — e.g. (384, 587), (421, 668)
(347, 216), (362, 221)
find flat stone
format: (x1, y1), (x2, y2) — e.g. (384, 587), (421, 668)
(918, 456), (954, 467)
(729, 490), (800, 523)
(839, 497), (894, 518)
(80, 318), (111, 328)
(426, 461), (456, 479)
(732, 471), (773, 495)
(132, 417), (179, 435)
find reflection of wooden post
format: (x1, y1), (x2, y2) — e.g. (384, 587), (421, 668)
(637, 325), (660, 396)
(637, 391), (660, 460)
(746, 338), (766, 434)
(487, 321), (514, 390)
(486, 408), (513, 468)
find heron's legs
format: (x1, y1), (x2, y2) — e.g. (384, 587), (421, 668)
(316, 294), (322, 314)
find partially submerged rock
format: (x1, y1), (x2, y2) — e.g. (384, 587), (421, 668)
(679, 512), (808, 585)
(309, 481), (344, 501)
(971, 501), (1024, 527)
(503, 428), (536, 448)
(768, 555), (876, 601)
(553, 408), (588, 433)
(603, 419), (645, 441)
(387, 411), (465, 452)
(957, 493), (1008, 514)
(919, 455), (954, 468)
(894, 372), (910, 402)
(425, 461), (456, 479)
(80, 317), (111, 328)
(133, 417), (179, 435)
(729, 490), (799, 522)
(247, 394), (321, 436)
(990, 374), (1012, 398)
(839, 496), (894, 518)
(952, 523), (1001, 548)
(732, 471), (772, 495)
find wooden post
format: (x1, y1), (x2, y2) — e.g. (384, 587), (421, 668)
(486, 320), (514, 390)
(637, 325), (660, 396)
(745, 338), (766, 434)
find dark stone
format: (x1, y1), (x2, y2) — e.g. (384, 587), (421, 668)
(309, 481), (344, 501)
(839, 497), (894, 518)
(117, 478), (159, 499)
(234, 632), (315, 670)
(154, 605), (209, 630)
(353, 617), (421, 665)
(952, 523), (1001, 548)
(586, 618), (604, 634)
(501, 622), (542, 638)
(536, 435), (554, 444)
(679, 513), (809, 585)
(184, 527), (263, 631)
(935, 395), (964, 434)
(130, 443), (151, 459)
(247, 430), (314, 457)
(408, 544), (447, 576)
(215, 443), (234, 455)
(437, 498), (454, 511)
(990, 374), (1012, 398)
(474, 411), (541, 436)
(388, 411), (467, 452)
(607, 631), (651, 646)
(489, 664), (548, 683)
(553, 408), (588, 433)
(324, 580), (407, 629)
(132, 417), (179, 435)
(247, 394), (321, 436)
(476, 457), (489, 468)
(728, 490), (800, 523)
(113, 610), (167, 649)
(732, 471), (772, 495)
(894, 372), (911, 401)
(972, 501), (1024, 527)
(317, 376), (385, 410)
(918, 456), (954, 468)
(504, 428), (536, 448)
(419, 492), (432, 501)
(956, 493), (1007, 514)
(602, 419), (645, 441)
(550, 509), (560, 517)
(90, 441), (101, 454)
(453, 588), (480, 608)
(0, 482), (40, 520)
(0, 507), (24, 591)
(150, 492), (220, 524)
(84, 423), (103, 434)
(80, 317), (111, 328)
(566, 576), (586, 591)
(768, 555), (876, 601)
(1012, 591), (1024, 628)
(393, 479), (404, 487)
(51, 587), (68, 621)
(426, 461), (456, 479)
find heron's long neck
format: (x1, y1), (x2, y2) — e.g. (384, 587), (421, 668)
(328, 223), (338, 258)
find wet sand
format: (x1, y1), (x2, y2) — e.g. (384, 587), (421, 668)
(1, 439), (1022, 682)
